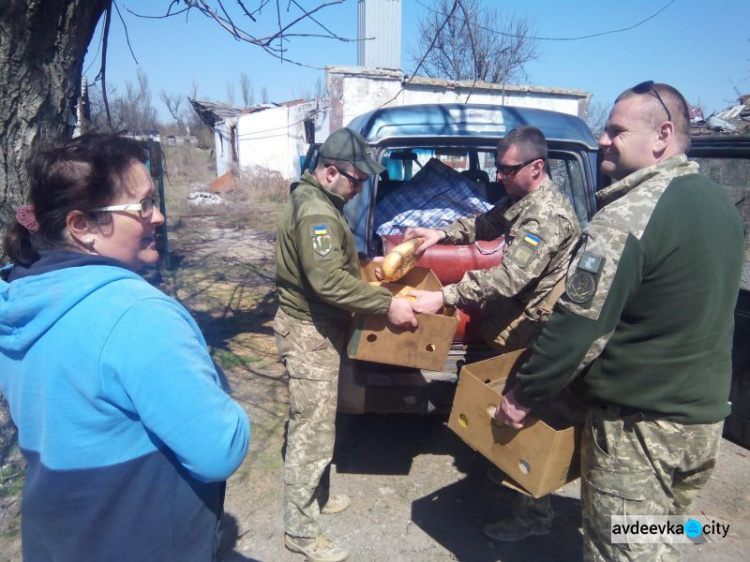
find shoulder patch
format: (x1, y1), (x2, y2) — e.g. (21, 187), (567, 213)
(565, 252), (604, 305)
(565, 270), (597, 304)
(577, 251), (603, 275)
(310, 223), (333, 260)
(505, 231), (542, 268)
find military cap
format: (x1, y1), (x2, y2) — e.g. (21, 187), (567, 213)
(319, 128), (386, 175)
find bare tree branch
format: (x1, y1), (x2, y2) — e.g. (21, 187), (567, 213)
(410, 0), (538, 85)
(455, 0), (479, 102)
(235, 0), (257, 22)
(124, 1), (351, 68)
(379, 0), (460, 110)
(255, 1), (346, 46)
(240, 73), (255, 106)
(160, 90), (186, 132)
(289, 0), (336, 38)
(96, 3), (113, 128)
(113, 0), (140, 64)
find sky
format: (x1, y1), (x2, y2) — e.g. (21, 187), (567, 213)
(84, 0), (750, 122)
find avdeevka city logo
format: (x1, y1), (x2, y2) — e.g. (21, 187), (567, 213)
(684, 518), (703, 539)
(611, 515), (730, 544)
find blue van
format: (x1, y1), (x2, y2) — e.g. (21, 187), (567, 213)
(302, 103), (600, 414)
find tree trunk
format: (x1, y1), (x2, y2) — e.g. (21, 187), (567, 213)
(0, 0), (109, 246)
(0, 0), (109, 491)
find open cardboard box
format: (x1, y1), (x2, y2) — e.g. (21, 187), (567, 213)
(448, 349), (585, 497)
(347, 262), (459, 371)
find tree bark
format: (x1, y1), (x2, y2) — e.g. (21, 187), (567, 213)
(0, 0), (109, 247)
(0, 0), (109, 489)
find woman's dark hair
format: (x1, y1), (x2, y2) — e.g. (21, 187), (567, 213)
(4, 133), (148, 266)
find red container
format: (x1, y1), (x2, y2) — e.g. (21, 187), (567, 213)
(381, 235), (506, 342)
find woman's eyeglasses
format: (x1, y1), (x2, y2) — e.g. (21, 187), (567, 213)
(632, 80), (672, 122)
(92, 197), (156, 219)
(496, 158), (541, 177)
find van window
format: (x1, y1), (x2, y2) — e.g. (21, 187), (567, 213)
(548, 152), (589, 227)
(348, 146), (590, 256)
(381, 148), (484, 181)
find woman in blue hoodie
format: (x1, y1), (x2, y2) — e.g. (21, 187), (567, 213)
(0, 134), (250, 562)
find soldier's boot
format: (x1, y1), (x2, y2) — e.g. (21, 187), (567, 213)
(483, 494), (554, 542)
(285, 534), (350, 562)
(321, 493), (351, 515)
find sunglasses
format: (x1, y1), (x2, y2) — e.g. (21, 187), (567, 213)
(633, 80), (672, 122)
(334, 166), (366, 186)
(91, 197), (156, 219)
(496, 158), (541, 177)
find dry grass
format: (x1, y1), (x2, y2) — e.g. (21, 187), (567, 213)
(160, 145), (289, 232)
(161, 144), (216, 217)
(236, 165), (290, 206)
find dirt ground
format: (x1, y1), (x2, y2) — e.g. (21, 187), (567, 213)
(1, 213), (749, 562)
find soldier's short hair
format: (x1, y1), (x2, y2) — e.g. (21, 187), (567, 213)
(616, 82), (691, 152)
(497, 126), (548, 163)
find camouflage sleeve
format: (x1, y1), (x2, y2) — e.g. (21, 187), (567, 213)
(443, 214), (574, 306)
(295, 215), (392, 315)
(442, 202), (510, 245)
(513, 226), (646, 405)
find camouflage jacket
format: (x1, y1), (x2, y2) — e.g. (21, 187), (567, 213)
(516, 156), (745, 423)
(440, 177), (581, 324)
(275, 170), (392, 322)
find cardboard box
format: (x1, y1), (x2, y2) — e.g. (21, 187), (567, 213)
(347, 263), (459, 371)
(448, 349), (584, 497)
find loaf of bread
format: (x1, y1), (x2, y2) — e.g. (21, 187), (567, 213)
(370, 282), (418, 300)
(381, 237), (424, 282)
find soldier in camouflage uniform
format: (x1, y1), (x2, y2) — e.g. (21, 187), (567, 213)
(275, 128), (417, 562)
(404, 126), (581, 541)
(497, 83), (744, 561)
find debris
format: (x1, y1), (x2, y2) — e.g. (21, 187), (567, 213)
(210, 172), (238, 194)
(187, 192), (223, 206)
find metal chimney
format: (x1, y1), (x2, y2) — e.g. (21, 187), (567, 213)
(357, 0), (402, 70)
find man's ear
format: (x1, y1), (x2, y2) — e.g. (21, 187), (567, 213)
(654, 121), (674, 154)
(532, 158), (545, 178)
(324, 164), (337, 183)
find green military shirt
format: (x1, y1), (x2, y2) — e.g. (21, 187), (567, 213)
(515, 156), (744, 423)
(440, 177), (581, 323)
(275, 170), (392, 322)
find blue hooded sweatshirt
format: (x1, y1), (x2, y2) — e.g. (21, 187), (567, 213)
(0, 252), (250, 562)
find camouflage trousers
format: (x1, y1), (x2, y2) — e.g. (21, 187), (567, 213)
(582, 405), (723, 562)
(274, 308), (348, 539)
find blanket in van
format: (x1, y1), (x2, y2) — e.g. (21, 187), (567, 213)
(375, 158), (495, 236)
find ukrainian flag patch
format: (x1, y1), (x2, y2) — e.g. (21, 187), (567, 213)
(506, 230), (543, 268)
(310, 223), (333, 260)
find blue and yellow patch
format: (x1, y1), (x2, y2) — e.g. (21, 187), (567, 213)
(310, 223), (333, 260)
(506, 230), (543, 268)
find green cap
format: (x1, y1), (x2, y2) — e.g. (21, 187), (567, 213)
(319, 128), (386, 176)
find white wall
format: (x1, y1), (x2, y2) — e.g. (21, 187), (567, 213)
(328, 67), (590, 134)
(234, 101), (329, 180)
(213, 69), (589, 179)
(214, 121), (236, 177)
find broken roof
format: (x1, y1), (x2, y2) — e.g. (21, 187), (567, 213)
(691, 95), (750, 136)
(189, 99), (245, 129)
(190, 98), (320, 129)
